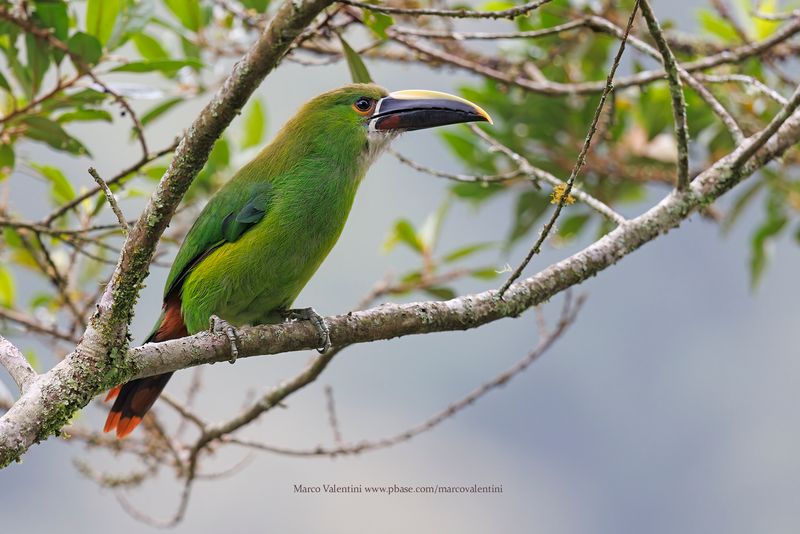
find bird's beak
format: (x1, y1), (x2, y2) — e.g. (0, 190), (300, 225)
(370, 89), (493, 132)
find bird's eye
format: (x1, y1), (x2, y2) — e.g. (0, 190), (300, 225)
(353, 97), (375, 115)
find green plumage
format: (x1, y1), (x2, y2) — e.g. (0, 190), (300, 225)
(106, 82), (491, 438)
(163, 83), (389, 333)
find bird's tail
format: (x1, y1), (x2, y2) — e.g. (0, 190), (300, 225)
(103, 295), (188, 438)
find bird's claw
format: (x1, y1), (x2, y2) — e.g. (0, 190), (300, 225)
(283, 307), (331, 353)
(209, 314), (240, 363)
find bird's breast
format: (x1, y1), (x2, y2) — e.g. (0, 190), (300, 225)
(180, 172), (363, 332)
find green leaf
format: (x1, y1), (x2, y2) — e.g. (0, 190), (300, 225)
(86, 0), (122, 45)
(140, 97), (183, 127)
(0, 265), (14, 307)
(750, 194), (787, 288)
(111, 58), (203, 75)
(556, 213), (591, 240)
(424, 286), (457, 300)
(56, 109), (113, 123)
(180, 35), (201, 61)
(68, 32), (103, 68)
(107, 0), (156, 50)
(132, 33), (169, 60)
(143, 165), (168, 181)
(443, 242), (493, 263)
(398, 270), (422, 285)
(481, 1), (514, 10)
(0, 69), (10, 93)
(240, 98), (266, 149)
(722, 179), (764, 234)
(164, 0), (202, 32)
(40, 88), (108, 111)
(241, 0), (270, 11)
(31, 163), (76, 204)
(697, 8), (739, 42)
(508, 190), (548, 246)
(30, 292), (55, 310)
(3, 228), (24, 249)
(418, 200), (450, 252)
(362, 10), (393, 39)
(208, 137), (231, 169)
(190, 137), (230, 198)
(0, 144), (14, 178)
(638, 83), (673, 139)
(450, 181), (503, 203)
(22, 116), (89, 155)
(25, 350), (39, 373)
(34, 2), (68, 64)
(25, 33), (50, 95)
(753, 0), (780, 39)
(338, 35), (373, 84)
(470, 267), (500, 280)
(384, 219), (424, 253)
(441, 130), (479, 164)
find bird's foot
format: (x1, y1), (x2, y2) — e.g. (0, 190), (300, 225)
(209, 314), (240, 363)
(283, 307), (331, 353)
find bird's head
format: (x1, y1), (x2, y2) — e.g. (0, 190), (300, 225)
(284, 83), (492, 170)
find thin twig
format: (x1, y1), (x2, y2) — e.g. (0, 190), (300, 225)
(0, 307), (78, 343)
(390, 148), (526, 184)
(160, 393), (206, 430)
(226, 294), (585, 457)
(324, 385), (343, 445)
(88, 168), (128, 236)
(339, 0), (551, 19)
(640, 0), (690, 190)
(44, 142), (177, 225)
(585, 15), (744, 143)
(390, 17), (800, 98)
(0, 219), (131, 236)
(87, 72), (149, 158)
(392, 18), (587, 40)
(467, 125), (627, 225)
(498, 1), (640, 297)
(696, 74), (788, 105)
(732, 83), (800, 170)
(752, 9), (800, 21)
(0, 73), (81, 124)
(31, 233), (85, 326)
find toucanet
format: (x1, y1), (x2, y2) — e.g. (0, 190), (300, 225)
(104, 83), (492, 438)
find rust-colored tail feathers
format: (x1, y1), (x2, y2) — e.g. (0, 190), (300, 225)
(104, 295), (188, 438)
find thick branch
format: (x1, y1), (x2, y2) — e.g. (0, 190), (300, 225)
(2, 0), (800, 472)
(0, 0), (335, 469)
(123, 105), (800, 380)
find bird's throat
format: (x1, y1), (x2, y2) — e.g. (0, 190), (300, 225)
(359, 130), (398, 174)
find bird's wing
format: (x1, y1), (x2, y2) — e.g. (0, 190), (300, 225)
(163, 180), (274, 301)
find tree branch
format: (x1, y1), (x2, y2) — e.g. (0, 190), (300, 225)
(389, 16), (800, 96)
(498, 1), (639, 296)
(226, 293), (584, 458)
(109, 99), (800, 389)
(0, 336), (35, 394)
(3, 0), (800, 474)
(88, 168), (128, 236)
(639, 0), (690, 190)
(0, 0), (335, 469)
(339, 0), (551, 19)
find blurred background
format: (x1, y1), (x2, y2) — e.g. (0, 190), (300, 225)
(2, 1), (800, 533)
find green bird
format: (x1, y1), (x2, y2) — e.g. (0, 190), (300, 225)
(104, 83), (492, 438)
